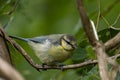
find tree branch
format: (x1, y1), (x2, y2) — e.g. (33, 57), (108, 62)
(76, 0), (97, 46)
(0, 28), (12, 64)
(105, 32), (120, 51)
(0, 0), (119, 80)
(77, 0), (110, 80)
(93, 42), (109, 80)
(0, 57), (24, 80)
(0, 28), (98, 70)
(0, 26), (120, 71)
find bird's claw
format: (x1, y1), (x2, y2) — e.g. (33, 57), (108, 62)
(42, 63), (47, 71)
(58, 64), (65, 71)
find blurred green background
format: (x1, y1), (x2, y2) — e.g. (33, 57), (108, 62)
(5, 0), (79, 36)
(0, 0), (120, 80)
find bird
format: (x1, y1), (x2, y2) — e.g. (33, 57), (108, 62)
(10, 34), (77, 66)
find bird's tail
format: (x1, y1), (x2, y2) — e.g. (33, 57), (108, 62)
(9, 35), (29, 42)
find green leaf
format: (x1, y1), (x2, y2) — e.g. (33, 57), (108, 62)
(72, 47), (87, 62)
(82, 65), (100, 80)
(86, 46), (96, 59)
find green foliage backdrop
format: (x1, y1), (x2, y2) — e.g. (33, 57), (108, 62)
(0, 0), (120, 80)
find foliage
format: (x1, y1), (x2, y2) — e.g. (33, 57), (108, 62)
(0, 0), (120, 80)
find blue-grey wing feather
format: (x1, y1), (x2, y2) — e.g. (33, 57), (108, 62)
(10, 34), (64, 44)
(29, 34), (64, 44)
(29, 36), (49, 43)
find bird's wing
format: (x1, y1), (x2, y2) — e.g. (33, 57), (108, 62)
(29, 36), (48, 43)
(29, 34), (64, 44)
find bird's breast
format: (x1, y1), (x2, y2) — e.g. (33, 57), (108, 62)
(28, 40), (73, 64)
(49, 45), (72, 62)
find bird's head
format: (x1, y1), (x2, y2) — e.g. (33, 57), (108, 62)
(60, 34), (77, 51)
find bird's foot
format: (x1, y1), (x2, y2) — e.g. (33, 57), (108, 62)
(56, 63), (65, 71)
(42, 63), (47, 71)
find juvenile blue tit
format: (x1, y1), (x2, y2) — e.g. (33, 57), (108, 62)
(10, 34), (77, 65)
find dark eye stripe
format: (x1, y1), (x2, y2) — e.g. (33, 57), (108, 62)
(63, 38), (74, 48)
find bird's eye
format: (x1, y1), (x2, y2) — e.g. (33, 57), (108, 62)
(63, 38), (71, 45)
(61, 35), (76, 51)
(63, 38), (75, 47)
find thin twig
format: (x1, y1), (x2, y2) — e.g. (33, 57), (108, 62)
(89, 0), (119, 19)
(96, 0), (101, 30)
(110, 14), (120, 30)
(3, 16), (14, 30)
(7, 0), (19, 15)
(110, 26), (120, 30)
(112, 14), (120, 27)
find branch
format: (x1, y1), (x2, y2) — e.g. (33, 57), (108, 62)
(0, 0), (119, 74)
(77, 0), (120, 79)
(111, 14), (120, 28)
(111, 14), (120, 26)
(1, 26), (120, 71)
(0, 27), (97, 70)
(0, 28), (42, 70)
(76, 0), (97, 46)
(77, 0), (109, 80)
(96, 0), (101, 29)
(105, 32), (120, 51)
(0, 32), (12, 64)
(7, 0), (19, 15)
(0, 57), (24, 80)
